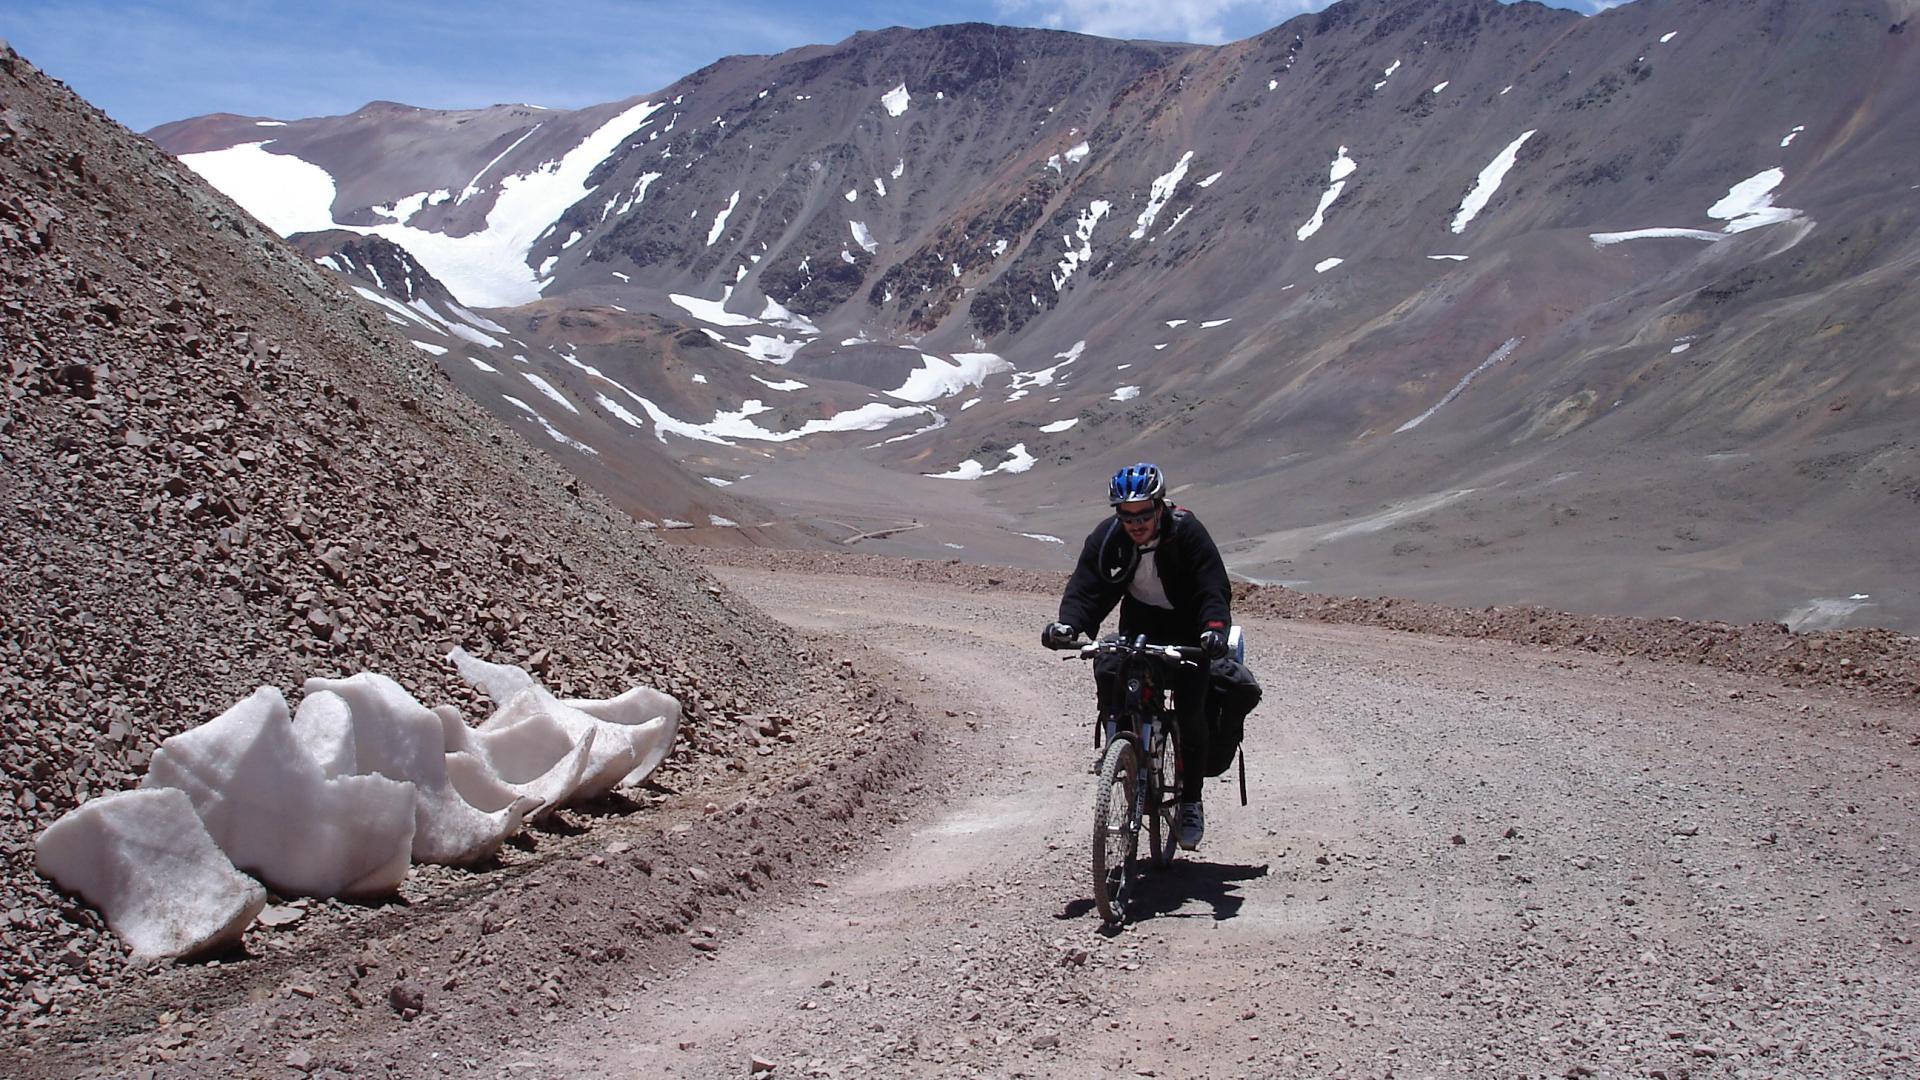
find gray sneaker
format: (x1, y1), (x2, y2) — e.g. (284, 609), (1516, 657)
(1176, 801), (1205, 850)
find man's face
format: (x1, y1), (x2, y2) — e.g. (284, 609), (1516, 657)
(1116, 499), (1160, 545)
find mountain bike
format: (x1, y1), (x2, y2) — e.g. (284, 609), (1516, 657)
(1049, 634), (1208, 926)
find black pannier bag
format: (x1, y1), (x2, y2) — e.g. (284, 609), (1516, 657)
(1203, 655), (1261, 777)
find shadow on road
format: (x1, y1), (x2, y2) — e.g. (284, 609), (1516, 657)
(1053, 861), (1269, 930)
(1130, 860), (1267, 922)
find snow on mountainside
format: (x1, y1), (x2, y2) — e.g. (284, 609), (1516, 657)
(149, 0), (1920, 631)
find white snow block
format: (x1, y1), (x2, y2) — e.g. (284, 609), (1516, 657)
(450, 648), (680, 804)
(292, 688), (356, 778)
(35, 788), (266, 959)
(141, 687), (416, 899)
(449, 647), (538, 703)
(297, 675), (535, 866)
(441, 703), (596, 821)
(569, 686), (681, 792)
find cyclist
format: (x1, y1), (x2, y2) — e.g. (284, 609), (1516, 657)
(1042, 463), (1257, 850)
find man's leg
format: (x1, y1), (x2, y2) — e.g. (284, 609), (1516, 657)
(1175, 664), (1211, 799)
(1174, 664), (1209, 847)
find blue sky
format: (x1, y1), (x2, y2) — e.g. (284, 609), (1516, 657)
(5, 0), (1614, 133)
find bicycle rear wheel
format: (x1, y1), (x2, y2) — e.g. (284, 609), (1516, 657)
(1091, 737), (1141, 926)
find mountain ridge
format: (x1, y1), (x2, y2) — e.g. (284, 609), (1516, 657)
(143, 0), (1920, 631)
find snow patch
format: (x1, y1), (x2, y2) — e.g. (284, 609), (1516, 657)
(751, 375), (808, 392)
(186, 101), (668, 308)
(927, 443), (1036, 480)
(1708, 168), (1802, 233)
(888, 352), (1012, 403)
(1452, 129), (1535, 234)
(1396, 337), (1521, 433)
(1130, 151), (1193, 240)
(669, 288), (757, 326)
(1053, 201), (1111, 291)
(1589, 227), (1723, 246)
(1298, 145), (1356, 240)
(706, 190), (741, 246)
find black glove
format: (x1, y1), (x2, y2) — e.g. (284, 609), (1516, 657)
(1199, 629), (1228, 659)
(1042, 622), (1079, 649)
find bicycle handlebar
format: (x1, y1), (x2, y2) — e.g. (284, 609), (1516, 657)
(1046, 634), (1207, 666)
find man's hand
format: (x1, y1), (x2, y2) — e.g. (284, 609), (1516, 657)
(1041, 622), (1080, 649)
(1199, 629), (1228, 659)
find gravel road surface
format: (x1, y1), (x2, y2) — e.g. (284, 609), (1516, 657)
(521, 567), (1919, 1079)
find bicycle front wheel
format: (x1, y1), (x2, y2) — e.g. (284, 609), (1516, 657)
(1091, 737), (1141, 926)
(1147, 724), (1181, 869)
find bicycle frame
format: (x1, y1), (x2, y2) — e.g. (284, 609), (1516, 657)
(1068, 635), (1206, 883)
(1098, 648), (1185, 826)
(1047, 632), (1214, 924)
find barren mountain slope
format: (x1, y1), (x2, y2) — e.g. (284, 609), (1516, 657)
(146, 0), (1920, 632)
(0, 41), (879, 1024)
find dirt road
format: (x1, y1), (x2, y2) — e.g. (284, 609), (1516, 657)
(514, 567), (1917, 1079)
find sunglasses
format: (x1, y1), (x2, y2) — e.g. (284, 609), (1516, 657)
(1114, 504), (1159, 525)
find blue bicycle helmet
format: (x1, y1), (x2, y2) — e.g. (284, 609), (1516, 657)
(1107, 462), (1166, 505)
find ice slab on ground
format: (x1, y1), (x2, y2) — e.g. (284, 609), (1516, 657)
(441, 702), (595, 820)
(35, 788), (266, 959)
(43, 659), (684, 955)
(141, 687), (417, 898)
(297, 675), (534, 866)
(451, 648), (680, 801)
(571, 686), (683, 789)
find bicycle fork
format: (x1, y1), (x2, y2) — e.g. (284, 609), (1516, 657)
(1132, 720), (1160, 834)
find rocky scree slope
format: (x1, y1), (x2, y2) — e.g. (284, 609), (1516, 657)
(0, 42), (877, 1026)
